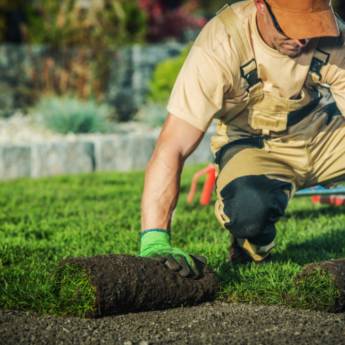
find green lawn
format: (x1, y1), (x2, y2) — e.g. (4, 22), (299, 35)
(0, 166), (344, 316)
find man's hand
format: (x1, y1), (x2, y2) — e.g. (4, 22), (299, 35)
(139, 229), (206, 279)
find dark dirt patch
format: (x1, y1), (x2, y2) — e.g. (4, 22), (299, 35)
(1, 302), (345, 345)
(58, 254), (219, 317)
(297, 258), (345, 312)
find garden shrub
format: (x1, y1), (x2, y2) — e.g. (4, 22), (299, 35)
(0, 0), (28, 43)
(148, 46), (191, 103)
(23, 1), (148, 104)
(26, 0), (147, 48)
(32, 96), (114, 134)
(138, 0), (205, 42)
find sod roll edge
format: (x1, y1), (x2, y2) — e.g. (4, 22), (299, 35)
(292, 258), (345, 313)
(56, 254), (220, 318)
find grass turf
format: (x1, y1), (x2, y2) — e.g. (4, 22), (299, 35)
(0, 165), (344, 316)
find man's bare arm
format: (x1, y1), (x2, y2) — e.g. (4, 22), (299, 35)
(141, 114), (205, 231)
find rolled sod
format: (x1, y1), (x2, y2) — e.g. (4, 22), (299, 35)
(292, 259), (345, 313)
(56, 254), (220, 318)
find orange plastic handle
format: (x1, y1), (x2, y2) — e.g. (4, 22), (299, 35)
(187, 164), (217, 205)
(200, 166), (216, 205)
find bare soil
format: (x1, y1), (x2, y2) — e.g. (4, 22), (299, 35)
(1, 302), (345, 345)
(59, 254), (219, 317)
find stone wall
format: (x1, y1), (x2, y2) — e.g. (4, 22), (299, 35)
(0, 41), (211, 181)
(0, 130), (214, 180)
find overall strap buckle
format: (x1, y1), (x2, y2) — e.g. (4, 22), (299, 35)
(308, 48), (330, 82)
(240, 59), (262, 91)
(217, 4), (260, 91)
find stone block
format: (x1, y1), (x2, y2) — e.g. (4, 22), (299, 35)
(0, 83), (15, 118)
(94, 133), (157, 172)
(31, 140), (95, 178)
(0, 145), (31, 179)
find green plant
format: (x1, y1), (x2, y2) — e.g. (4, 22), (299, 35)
(57, 264), (96, 317)
(23, 1), (148, 103)
(32, 96), (114, 134)
(0, 0), (27, 42)
(1, 167), (345, 316)
(26, 0), (147, 48)
(138, 0), (206, 42)
(148, 46), (191, 103)
(287, 268), (340, 312)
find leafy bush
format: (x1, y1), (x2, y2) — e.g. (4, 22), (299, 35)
(22, 1), (148, 104)
(135, 102), (167, 128)
(148, 47), (191, 103)
(26, 0), (147, 48)
(32, 96), (114, 134)
(138, 0), (206, 42)
(0, 0), (28, 43)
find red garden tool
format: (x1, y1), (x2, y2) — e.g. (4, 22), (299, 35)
(296, 184), (345, 206)
(311, 195), (345, 206)
(187, 164), (217, 205)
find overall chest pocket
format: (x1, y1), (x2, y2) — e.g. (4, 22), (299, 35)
(247, 84), (311, 133)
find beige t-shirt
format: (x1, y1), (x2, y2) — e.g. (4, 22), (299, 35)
(167, 0), (345, 132)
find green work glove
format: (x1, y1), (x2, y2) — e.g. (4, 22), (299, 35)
(139, 229), (206, 279)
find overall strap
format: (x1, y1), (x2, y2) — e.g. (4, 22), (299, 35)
(308, 47), (330, 83)
(217, 4), (261, 91)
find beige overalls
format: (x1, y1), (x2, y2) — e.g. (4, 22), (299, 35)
(212, 5), (345, 261)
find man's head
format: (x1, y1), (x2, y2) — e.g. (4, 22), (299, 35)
(255, 0), (340, 57)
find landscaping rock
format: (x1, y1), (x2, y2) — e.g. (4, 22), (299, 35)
(0, 82), (15, 118)
(0, 115), (216, 180)
(30, 141), (95, 177)
(57, 254), (220, 318)
(0, 145), (31, 179)
(93, 134), (156, 172)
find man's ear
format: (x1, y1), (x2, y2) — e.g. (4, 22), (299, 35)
(255, 0), (266, 14)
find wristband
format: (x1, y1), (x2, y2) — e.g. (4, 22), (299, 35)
(140, 228), (171, 238)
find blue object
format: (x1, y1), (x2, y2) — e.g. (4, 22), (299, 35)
(296, 185), (345, 197)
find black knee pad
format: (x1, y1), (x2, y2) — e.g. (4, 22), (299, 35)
(220, 175), (291, 243)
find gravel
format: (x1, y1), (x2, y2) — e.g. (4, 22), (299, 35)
(1, 302), (345, 345)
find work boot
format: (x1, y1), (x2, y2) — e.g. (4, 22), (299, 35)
(229, 239), (252, 264)
(228, 236), (274, 264)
